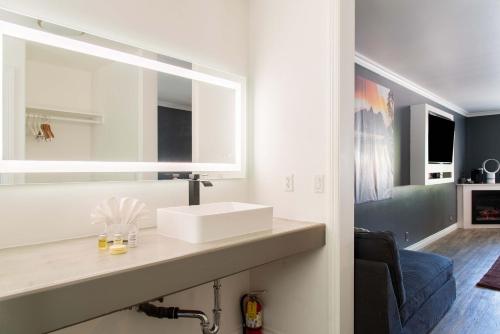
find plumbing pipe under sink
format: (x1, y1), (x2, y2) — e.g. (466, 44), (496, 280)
(137, 280), (222, 334)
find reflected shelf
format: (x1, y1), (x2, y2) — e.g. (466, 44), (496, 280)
(26, 105), (103, 124)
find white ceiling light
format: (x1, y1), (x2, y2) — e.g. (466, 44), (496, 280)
(37, 20), (85, 37)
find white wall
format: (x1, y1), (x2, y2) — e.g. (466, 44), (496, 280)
(139, 69), (158, 163)
(25, 60), (93, 162)
(0, 179), (249, 249)
(91, 62), (140, 162)
(2, 36), (26, 185)
(24, 60), (95, 182)
(249, 0), (330, 223)
(0, 1), (250, 334)
(0, 0), (248, 75)
(248, 0), (332, 333)
(192, 81), (235, 164)
(26, 60), (93, 111)
(3, 37), (26, 159)
(139, 68), (158, 181)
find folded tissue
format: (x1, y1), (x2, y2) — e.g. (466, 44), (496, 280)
(91, 197), (149, 244)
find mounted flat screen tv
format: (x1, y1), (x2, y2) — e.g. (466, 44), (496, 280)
(428, 113), (455, 164)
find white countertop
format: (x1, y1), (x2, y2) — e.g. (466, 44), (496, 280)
(0, 218), (321, 301)
(0, 218), (325, 334)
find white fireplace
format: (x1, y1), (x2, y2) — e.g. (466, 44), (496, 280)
(458, 184), (500, 229)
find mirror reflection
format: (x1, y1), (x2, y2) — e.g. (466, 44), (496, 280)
(2, 36), (237, 183)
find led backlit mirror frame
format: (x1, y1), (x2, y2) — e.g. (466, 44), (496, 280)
(0, 20), (244, 174)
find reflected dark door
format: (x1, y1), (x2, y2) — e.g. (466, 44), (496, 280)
(157, 106), (192, 180)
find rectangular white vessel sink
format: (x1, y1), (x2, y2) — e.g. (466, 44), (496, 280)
(157, 202), (273, 243)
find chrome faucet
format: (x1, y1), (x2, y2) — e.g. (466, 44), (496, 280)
(189, 174), (213, 206)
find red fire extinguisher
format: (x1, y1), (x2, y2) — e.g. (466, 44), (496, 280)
(240, 291), (265, 334)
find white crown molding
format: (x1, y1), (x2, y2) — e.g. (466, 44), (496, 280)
(355, 52), (470, 117)
(466, 110), (500, 117)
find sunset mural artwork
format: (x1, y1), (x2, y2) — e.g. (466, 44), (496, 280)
(355, 76), (394, 204)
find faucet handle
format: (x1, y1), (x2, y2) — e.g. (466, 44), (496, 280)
(189, 173), (209, 181)
(189, 173), (200, 180)
(188, 174), (213, 187)
(201, 181), (213, 187)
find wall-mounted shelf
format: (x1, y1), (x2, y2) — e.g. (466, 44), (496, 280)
(26, 105), (103, 124)
(410, 104), (455, 185)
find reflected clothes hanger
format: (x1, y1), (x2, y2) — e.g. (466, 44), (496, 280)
(35, 115), (44, 141)
(41, 121), (55, 140)
(27, 114), (55, 141)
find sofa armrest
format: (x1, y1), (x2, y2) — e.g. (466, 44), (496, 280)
(355, 259), (403, 334)
(355, 231), (406, 306)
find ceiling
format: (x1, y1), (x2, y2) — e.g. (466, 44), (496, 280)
(26, 40), (193, 108)
(356, 0), (500, 115)
(157, 73), (192, 108)
(26, 40), (111, 71)
(157, 56), (193, 108)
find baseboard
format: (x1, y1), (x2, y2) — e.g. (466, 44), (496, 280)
(405, 223), (458, 251)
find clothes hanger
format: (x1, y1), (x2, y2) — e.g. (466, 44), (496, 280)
(36, 115), (44, 141)
(46, 119), (55, 140)
(40, 115), (55, 141)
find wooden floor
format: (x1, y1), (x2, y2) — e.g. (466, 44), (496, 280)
(424, 228), (500, 334)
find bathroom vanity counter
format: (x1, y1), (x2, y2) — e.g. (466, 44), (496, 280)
(0, 218), (325, 334)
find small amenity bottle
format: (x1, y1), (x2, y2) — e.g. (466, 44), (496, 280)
(98, 234), (108, 250)
(127, 231), (138, 248)
(109, 233), (127, 255)
(113, 233), (123, 245)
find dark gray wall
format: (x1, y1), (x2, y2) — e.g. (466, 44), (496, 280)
(466, 115), (500, 178)
(355, 65), (466, 247)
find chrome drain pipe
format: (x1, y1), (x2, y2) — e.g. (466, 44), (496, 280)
(137, 279), (222, 334)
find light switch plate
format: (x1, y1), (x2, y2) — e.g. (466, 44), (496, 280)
(285, 174), (294, 192)
(314, 175), (325, 193)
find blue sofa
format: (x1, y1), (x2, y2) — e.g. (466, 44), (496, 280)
(354, 231), (456, 334)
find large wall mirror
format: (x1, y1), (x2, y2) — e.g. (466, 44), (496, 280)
(0, 10), (245, 184)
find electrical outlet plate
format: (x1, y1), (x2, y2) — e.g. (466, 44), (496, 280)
(285, 174), (294, 192)
(314, 175), (325, 193)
